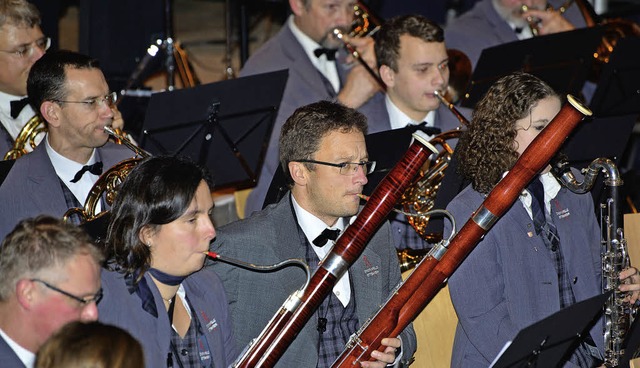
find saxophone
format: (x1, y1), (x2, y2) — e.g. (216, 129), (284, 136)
(551, 157), (635, 367)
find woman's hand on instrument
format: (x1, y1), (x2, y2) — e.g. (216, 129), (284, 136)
(523, 9), (575, 35)
(619, 266), (640, 304)
(361, 337), (401, 368)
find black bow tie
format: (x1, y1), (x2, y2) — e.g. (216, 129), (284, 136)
(312, 228), (341, 247)
(314, 48), (338, 61)
(514, 27), (524, 34)
(10, 97), (30, 119)
(407, 122), (441, 136)
(70, 161), (103, 183)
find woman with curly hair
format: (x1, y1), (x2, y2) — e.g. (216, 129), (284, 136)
(97, 155), (238, 368)
(446, 72), (640, 368)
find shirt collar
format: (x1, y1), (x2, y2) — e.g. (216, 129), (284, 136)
(291, 194), (347, 248)
(520, 171), (562, 208)
(0, 90), (26, 113)
(385, 94), (434, 130)
(0, 328), (36, 368)
(288, 15), (336, 66)
(45, 135), (98, 183)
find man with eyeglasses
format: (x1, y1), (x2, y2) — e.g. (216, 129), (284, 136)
(211, 101), (416, 367)
(0, 50), (132, 240)
(0, 215), (103, 368)
(0, 0), (49, 157)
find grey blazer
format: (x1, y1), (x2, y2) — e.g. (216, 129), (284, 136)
(240, 23), (381, 216)
(445, 184), (603, 368)
(445, 0), (588, 69)
(210, 194), (417, 367)
(0, 335), (25, 368)
(359, 92), (470, 135)
(0, 141), (132, 240)
(99, 268), (238, 368)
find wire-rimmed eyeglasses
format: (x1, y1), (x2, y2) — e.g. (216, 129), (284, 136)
(52, 91), (118, 110)
(0, 36), (51, 59)
(294, 159), (376, 175)
(30, 278), (103, 306)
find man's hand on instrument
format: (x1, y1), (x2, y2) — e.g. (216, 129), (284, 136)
(619, 266), (640, 304)
(523, 8), (575, 35)
(111, 107), (125, 130)
(361, 337), (401, 368)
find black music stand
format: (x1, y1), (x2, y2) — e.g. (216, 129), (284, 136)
(589, 36), (640, 116)
(138, 69), (288, 190)
(490, 292), (610, 368)
(461, 26), (604, 108)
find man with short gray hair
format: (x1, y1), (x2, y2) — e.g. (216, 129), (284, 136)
(0, 216), (103, 368)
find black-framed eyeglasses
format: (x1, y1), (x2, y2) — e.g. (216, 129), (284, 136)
(0, 36), (51, 59)
(30, 278), (103, 306)
(52, 91), (118, 110)
(294, 159), (376, 175)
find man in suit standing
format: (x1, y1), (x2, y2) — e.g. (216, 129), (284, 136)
(0, 216), (103, 368)
(241, 0), (383, 216)
(360, 15), (471, 249)
(0, 50), (133, 240)
(0, 0), (47, 156)
(211, 101), (416, 367)
(444, 0), (586, 69)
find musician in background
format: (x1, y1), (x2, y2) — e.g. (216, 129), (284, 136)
(241, 0), (383, 217)
(98, 156), (238, 368)
(211, 101), (416, 367)
(0, 216), (103, 368)
(0, 0), (47, 156)
(444, 72), (640, 367)
(444, 0), (587, 69)
(359, 14), (472, 250)
(0, 50), (132, 240)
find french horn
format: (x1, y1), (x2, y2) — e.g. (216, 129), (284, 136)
(3, 114), (46, 160)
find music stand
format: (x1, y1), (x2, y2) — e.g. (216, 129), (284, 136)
(490, 292), (610, 368)
(589, 36), (640, 116)
(461, 26), (604, 108)
(139, 69), (288, 190)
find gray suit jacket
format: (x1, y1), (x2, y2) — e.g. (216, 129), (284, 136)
(99, 268), (238, 368)
(359, 92), (470, 135)
(240, 23), (381, 216)
(445, 0), (587, 69)
(0, 335), (25, 368)
(210, 194), (417, 367)
(445, 184), (603, 368)
(0, 141), (132, 240)
(0, 125), (13, 158)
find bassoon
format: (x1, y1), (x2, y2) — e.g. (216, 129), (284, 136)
(332, 94), (592, 367)
(232, 131), (439, 367)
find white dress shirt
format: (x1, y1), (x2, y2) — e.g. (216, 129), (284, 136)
(0, 328), (35, 368)
(291, 195), (352, 307)
(288, 16), (341, 93)
(0, 90), (42, 153)
(385, 95), (436, 135)
(45, 135), (102, 212)
(519, 171), (562, 218)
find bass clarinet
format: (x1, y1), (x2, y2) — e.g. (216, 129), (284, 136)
(551, 157), (635, 367)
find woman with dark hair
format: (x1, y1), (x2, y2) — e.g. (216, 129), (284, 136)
(445, 72), (640, 368)
(35, 321), (144, 368)
(98, 155), (238, 368)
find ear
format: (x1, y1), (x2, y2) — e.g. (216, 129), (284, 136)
(289, 0), (306, 16)
(380, 65), (395, 88)
(40, 101), (61, 128)
(288, 161), (308, 187)
(15, 279), (36, 309)
(138, 225), (154, 248)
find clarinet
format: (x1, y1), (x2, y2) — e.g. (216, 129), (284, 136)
(551, 157), (635, 367)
